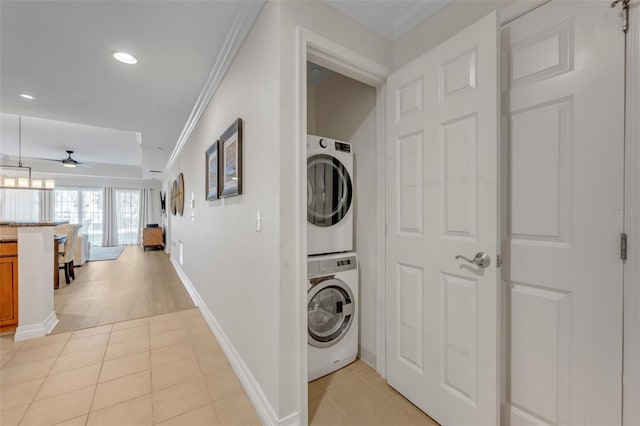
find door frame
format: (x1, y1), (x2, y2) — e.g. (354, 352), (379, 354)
(294, 26), (390, 425)
(624, 4), (640, 425)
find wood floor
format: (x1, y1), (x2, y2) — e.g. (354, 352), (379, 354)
(53, 246), (195, 334)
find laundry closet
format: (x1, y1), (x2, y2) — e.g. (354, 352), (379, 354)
(305, 62), (379, 376)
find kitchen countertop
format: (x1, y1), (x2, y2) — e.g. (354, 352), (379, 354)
(0, 220), (69, 227)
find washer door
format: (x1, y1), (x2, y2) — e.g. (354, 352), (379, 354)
(308, 279), (354, 348)
(307, 154), (352, 227)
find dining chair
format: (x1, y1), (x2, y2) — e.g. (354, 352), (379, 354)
(55, 224), (82, 285)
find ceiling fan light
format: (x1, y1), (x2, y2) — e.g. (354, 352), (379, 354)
(63, 162), (76, 168)
(113, 51), (138, 65)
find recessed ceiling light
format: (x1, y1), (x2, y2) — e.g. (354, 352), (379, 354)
(113, 51), (138, 65)
(18, 93), (35, 100)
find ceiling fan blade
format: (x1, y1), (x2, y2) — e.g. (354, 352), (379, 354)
(76, 162), (93, 168)
(30, 157), (64, 163)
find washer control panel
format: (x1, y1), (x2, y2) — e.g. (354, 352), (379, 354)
(308, 255), (357, 277)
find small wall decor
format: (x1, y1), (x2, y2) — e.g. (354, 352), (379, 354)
(220, 118), (243, 198)
(170, 180), (177, 215)
(160, 191), (166, 213)
(205, 140), (220, 200)
(176, 173), (185, 216)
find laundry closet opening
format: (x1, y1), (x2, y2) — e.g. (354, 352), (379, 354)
(304, 62), (378, 372)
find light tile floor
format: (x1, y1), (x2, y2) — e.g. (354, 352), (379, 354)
(0, 308), (260, 426)
(309, 361), (440, 426)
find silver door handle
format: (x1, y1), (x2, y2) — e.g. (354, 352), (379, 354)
(455, 252), (491, 268)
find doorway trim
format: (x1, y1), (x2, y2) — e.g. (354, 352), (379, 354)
(295, 26), (390, 425)
(624, 4), (640, 425)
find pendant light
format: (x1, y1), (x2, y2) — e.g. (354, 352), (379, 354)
(0, 115), (55, 190)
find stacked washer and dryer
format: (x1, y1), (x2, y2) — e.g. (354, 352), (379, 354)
(307, 135), (359, 382)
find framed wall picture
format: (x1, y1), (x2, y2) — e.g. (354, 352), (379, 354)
(170, 180), (177, 216)
(205, 140), (220, 200)
(176, 173), (185, 216)
(220, 118), (243, 198)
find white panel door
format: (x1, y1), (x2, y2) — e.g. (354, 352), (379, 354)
(503, 2), (624, 425)
(386, 12), (500, 426)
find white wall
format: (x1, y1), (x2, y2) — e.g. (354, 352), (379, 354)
(165, 0), (282, 416)
(393, 0), (513, 69)
(311, 72), (378, 366)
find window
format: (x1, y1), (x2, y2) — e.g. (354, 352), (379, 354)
(54, 187), (103, 246)
(115, 189), (140, 245)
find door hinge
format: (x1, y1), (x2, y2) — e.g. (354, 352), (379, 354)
(611, 0), (630, 33)
(496, 254), (502, 268)
(621, 233), (628, 261)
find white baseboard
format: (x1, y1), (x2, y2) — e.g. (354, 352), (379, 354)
(171, 258), (299, 426)
(14, 311), (59, 342)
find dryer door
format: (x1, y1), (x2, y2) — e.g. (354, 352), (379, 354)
(307, 154), (353, 227)
(308, 279), (354, 348)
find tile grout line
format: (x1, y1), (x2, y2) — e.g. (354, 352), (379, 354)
(9, 334), (71, 426)
(84, 328), (111, 426)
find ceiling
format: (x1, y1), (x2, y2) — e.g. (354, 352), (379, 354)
(0, 1), (452, 182)
(323, 0), (452, 41)
(0, 0), (246, 179)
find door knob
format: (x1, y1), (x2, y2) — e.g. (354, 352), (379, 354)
(455, 252), (491, 268)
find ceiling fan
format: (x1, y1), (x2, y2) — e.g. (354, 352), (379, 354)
(37, 150), (93, 168)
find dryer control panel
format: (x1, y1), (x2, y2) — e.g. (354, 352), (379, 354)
(334, 142), (351, 153)
(308, 255), (357, 277)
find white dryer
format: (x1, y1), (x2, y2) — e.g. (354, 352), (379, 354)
(307, 135), (354, 255)
(307, 252), (358, 382)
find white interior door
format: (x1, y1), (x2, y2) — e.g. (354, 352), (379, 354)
(503, 2), (625, 425)
(385, 12), (500, 425)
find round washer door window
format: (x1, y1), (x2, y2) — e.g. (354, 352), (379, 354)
(308, 282), (354, 348)
(307, 154), (352, 227)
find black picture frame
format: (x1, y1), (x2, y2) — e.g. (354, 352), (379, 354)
(205, 140), (220, 201)
(220, 118), (243, 198)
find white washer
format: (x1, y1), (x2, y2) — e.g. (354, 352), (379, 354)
(307, 135), (354, 255)
(307, 252), (358, 382)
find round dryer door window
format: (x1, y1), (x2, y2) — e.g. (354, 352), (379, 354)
(308, 282), (354, 348)
(307, 154), (352, 227)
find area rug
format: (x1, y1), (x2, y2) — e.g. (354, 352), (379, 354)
(89, 246), (126, 261)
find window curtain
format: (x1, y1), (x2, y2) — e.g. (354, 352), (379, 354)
(38, 190), (54, 222)
(102, 186), (119, 247)
(0, 189), (51, 222)
(138, 188), (155, 244)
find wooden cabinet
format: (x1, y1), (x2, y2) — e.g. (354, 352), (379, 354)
(0, 242), (18, 332)
(141, 227), (163, 251)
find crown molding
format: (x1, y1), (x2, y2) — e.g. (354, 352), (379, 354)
(165, 0), (265, 172)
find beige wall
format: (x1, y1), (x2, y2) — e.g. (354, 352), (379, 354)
(311, 72), (378, 365)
